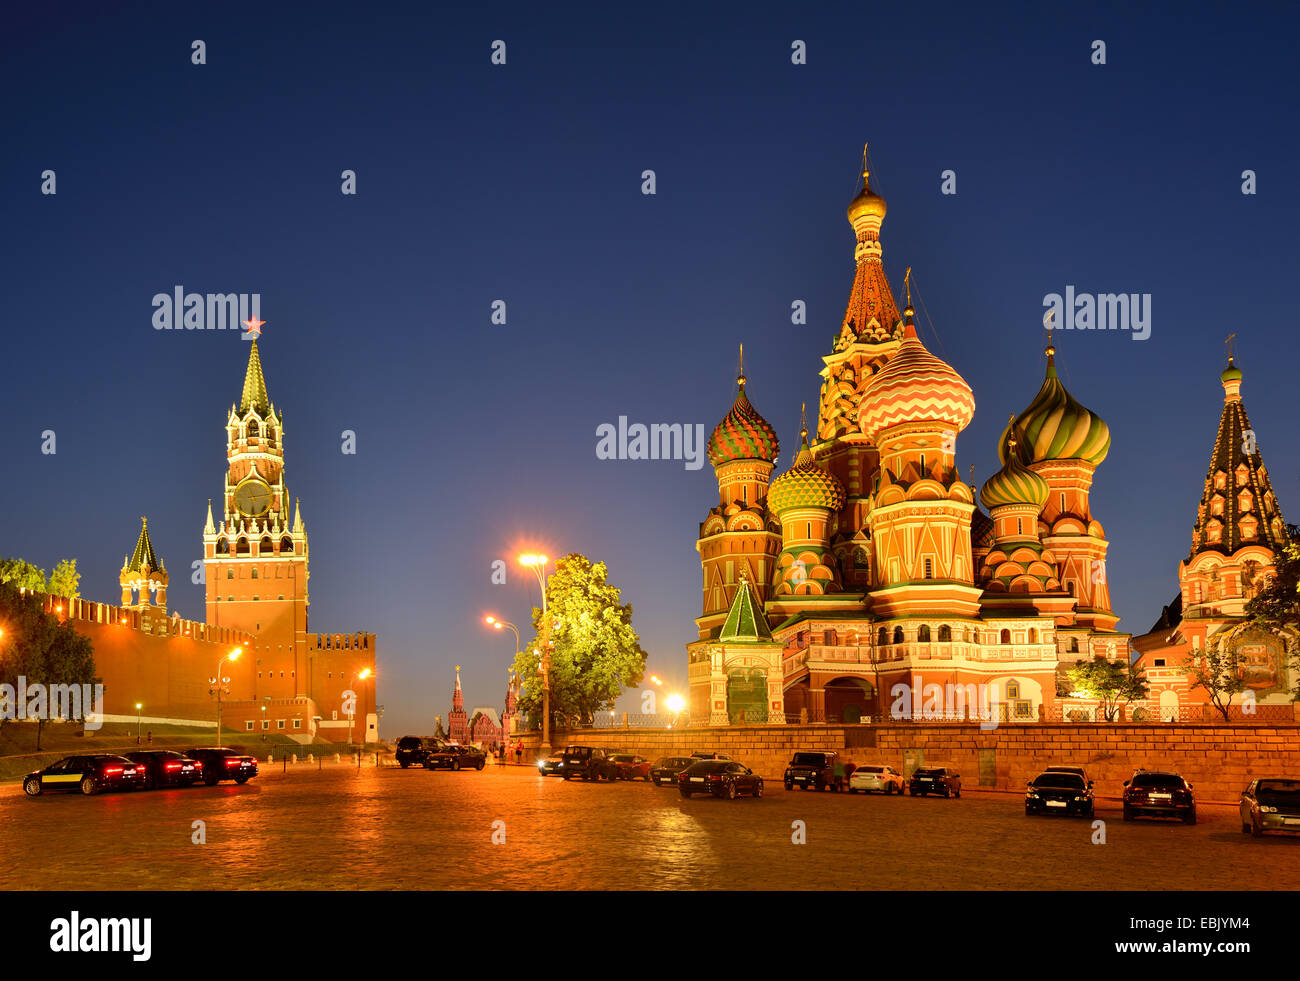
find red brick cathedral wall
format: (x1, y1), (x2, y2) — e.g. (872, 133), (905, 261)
(514, 722), (1300, 802)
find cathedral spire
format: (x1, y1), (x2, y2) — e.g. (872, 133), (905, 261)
(241, 339), (271, 415)
(1190, 354), (1284, 558)
(839, 142), (902, 344)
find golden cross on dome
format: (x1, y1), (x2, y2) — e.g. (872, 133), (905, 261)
(1225, 332), (1237, 361)
(904, 267), (913, 307)
(1006, 413), (1019, 451)
(243, 317), (265, 337)
(861, 141), (870, 182)
(799, 401), (808, 440)
(737, 342), (746, 387)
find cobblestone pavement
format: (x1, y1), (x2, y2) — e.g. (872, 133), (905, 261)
(4, 765), (1295, 890)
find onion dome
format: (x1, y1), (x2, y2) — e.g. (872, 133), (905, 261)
(768, 425), (846, 514)
(859, 304), (975, 441)
(1221, 357), (1243, 385)
(981, 431), (1050, 511)
(847, 172), (887, 225)
(707, 367), (780, 467)
(999, 341), (1110, 466)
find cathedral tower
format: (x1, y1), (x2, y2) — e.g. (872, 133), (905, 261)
(696, 355), (782, 637)
(768, 411), (847, 596)
(203, 335), (310, 680)
(1000, 339), (1114, 630)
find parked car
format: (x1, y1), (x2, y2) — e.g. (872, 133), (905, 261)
(678, 759), (764, 799)
(650, 757), (695, 786)
(690, 751), (732, 761)
(610, 754), (654, 781)
(1045, 765), (1094, 790)
(1240, 778), (1300, 837)
(395, 736), (442, 768)
(23, 755), (144, 797)
(1123, 769), (1195, 824)
(537, 749), (566, 776)
(1025, 770), (1095, 818)
(848, 764), (906, 795)
(425, 744), (486, 771)
(785, 751), (842, 791)
(126, 750), (202, 789)
(187, 747), (259, 785)
(909, 766), (962, 797)
(560, 746), (618, 781)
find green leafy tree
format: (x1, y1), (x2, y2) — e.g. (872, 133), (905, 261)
(1183, 644), (1248, 723)
(0, 582), (98, 747)
(48, 559), (81, 602)
(0, 558), (47, 592)
(1067, 656), (1149, 721)
(511, 554), (647, 728)
(1244, 524), (1300, 699)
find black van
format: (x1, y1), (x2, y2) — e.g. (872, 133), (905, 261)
(396, 736), (441, 768)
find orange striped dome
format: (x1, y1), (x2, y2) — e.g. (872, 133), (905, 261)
(859, 320), (975, 441)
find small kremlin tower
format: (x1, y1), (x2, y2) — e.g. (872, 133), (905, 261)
(448, 665), (468, 743)
(120, 516), (169, 635)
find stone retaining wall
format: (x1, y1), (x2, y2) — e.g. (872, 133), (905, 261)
(514, 723), (1300, 801)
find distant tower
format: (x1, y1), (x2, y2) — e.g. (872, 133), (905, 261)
(120, 516), (169, 633)
(503, 672), (519, 736)
(448, 665), (468, 742)
(202, 333), (310, 684)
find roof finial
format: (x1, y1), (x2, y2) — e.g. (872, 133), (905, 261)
(737, 342), (746, 389)
(969, 464), (975, 488)
(1006, 413), (1019, 452)
(1225, 332), (1237, 364)
(799, 401), (808, 442)
(1043, 308), (1057, 362)
(861, 141), (870, 187)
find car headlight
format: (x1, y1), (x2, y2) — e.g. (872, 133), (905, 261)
(1261, 805), (1278, 813)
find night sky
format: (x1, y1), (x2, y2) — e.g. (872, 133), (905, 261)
(3, 1), (1296, 735)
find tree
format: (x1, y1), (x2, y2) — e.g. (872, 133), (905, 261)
(1183, 643), (1248, 723)
(0, 558), (46, 592)
(1067, 656), (1149, 721)
(0, 582), (98, 747)
(1244, 524), (1300, 699)
(511, 554), (647, 728)
(48, 559), (81, 602)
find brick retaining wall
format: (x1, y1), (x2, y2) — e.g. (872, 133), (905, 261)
(512, 723), (1300, 801)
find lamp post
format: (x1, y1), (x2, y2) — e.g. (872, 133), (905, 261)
(211, 647), (241, 749)
(349, 668), (373, 751)
(135, 703), (143, 745)
(519, 554), (552, 755)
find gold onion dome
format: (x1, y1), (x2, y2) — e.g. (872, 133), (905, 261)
(981, 435), (1050, 511)
(768, 429), (846, 514)
(707, 372), (780, 467)
(847, 176), (887, 225)
(1221, 357), (1243, 384)
(858, 308), (975, 441)
(999, 343), (1110, 467)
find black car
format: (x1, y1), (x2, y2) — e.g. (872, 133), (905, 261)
(678, 759), (763, 799)
(126, 750), (202, 789)
(1025, 770), (1094, 817)
(1123, 769), (1195, 824)
(1240, 778), (1300, 837)
(537, 749), (566, 776)
(425, 744), (486, 771)
(187, 747), (259, 785)
(909, 766), (962, 797)
(395, 736), (442, 768)
(690, 751), (733, 761)
(650, 756), (695, 786)
(785, 751), (840, 792)
(23, 755), (144, 797)
(560, 746), (618, 781)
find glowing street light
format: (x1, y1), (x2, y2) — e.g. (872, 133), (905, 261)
(519, 553), (555, 754)
(136, 703), (143, 745)
(484, 615), (521, 654)
(211, 647), (241, 749)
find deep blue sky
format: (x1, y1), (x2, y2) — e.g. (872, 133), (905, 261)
(3, 1), (1296, 735)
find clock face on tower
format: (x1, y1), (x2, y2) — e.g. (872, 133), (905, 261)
(234, 478), (273, 517)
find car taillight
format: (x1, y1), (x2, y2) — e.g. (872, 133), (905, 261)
(708, 774), (721, 781)
(165, 763), (182, 771)
(193, 762), (203, 770)
(104, 766), (122, 775)
(226, 758), (241, 766)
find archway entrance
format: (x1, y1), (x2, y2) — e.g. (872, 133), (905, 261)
(727, 668), (768, 724)
(825, 677), (875, 723)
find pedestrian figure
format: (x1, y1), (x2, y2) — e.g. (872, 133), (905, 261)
(514, 740), (522, 764)
(146, 730), (152, 745)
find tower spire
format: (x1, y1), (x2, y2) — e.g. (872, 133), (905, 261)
(241, 337), (271, 415)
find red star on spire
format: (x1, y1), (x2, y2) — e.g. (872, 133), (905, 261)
(243, 317), (265, 337)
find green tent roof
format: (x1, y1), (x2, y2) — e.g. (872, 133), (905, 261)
(718, 577), (773, 643)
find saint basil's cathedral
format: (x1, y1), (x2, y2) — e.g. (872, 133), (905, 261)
(686, 150), (1295, 727)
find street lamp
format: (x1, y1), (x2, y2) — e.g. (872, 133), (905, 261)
(484, 615), (521, 653)
(211, 647), (241, 749)
(135, 703), (143, 745)
(666, 693), (685, 729)
(519, 553), (554, 754)
(349, 667), (374, 751)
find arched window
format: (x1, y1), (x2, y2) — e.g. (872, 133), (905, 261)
(918, 624), (931, 642)
(824, 629), (838, 646)
(236, 538), (250, 555)
(939, 625), (952, 642)
(226, 569), (233, 580)
(878, 627), (888, 647)
(893, 626), (904, 644)
(1000, 628), (1011, 644)
(216, 538), (228, 555)
(281, 537), (293, 554)
(260, 536), (273, 554)
(247, 419), (259, 438)
(265, 426), (277, 448)
(1070, 638), (1080, 653)
(924, 558), (934, 579)
(251, 568), (258, 580)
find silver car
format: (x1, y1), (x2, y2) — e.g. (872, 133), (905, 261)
(848, 764), (906, 794)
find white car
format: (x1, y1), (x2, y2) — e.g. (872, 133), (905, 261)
(848, 764), (906, 794)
